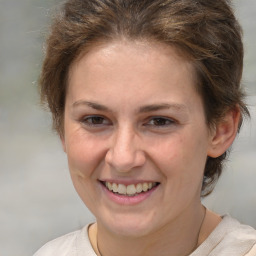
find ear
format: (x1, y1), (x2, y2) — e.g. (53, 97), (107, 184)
(207, 106), (241, 158)
(60, 134), (67, 153)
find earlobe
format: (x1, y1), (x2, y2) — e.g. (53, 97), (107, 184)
(207, 107), (241, 158)
(60, 135), (67, 153)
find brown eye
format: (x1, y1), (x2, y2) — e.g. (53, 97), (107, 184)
(82, 116), (111, 126)
(148, 117), (174, 126)
(89, 116), (105, 124)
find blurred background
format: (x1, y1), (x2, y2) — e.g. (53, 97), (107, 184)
(0, 0), (255, 255)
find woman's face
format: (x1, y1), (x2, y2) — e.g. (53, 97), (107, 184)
(62, 41), (214, 237)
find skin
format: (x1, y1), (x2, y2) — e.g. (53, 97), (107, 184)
(62, 40), (240, 256)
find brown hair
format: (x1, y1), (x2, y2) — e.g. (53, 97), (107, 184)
(40, 0), (249, 196)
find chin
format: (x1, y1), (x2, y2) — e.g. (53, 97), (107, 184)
(98, 212), (158, 238)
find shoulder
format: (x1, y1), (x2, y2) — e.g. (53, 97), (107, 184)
(220, 215), (256, 243)
(221, 216), (256, 255)
(33, 229), (80, 256)
(33, 224), (96, 256)
(192, 215), (256, 256)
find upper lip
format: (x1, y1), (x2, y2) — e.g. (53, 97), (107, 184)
(99, 179), (160, 186)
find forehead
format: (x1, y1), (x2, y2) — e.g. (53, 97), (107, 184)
(66, 39), (206, 125)
(67, 40), (200, 104)
(68, 39), (198, 90)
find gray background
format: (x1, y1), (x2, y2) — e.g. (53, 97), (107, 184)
(0, 0), (255, 255)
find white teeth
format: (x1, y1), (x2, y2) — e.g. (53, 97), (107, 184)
(104, 182), (157, 195)
(118, 184), (127, 195)
(142, 183), (148, 192)
(112, 183), (118, 193)
(107, 182), (112, 190)
(136, 183), (143, 193)
(127, 184), (136, 195)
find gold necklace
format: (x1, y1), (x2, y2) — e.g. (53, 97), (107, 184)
(194, 207), (207, 249)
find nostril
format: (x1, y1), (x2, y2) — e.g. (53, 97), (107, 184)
(105, 132), (146, 171)
(105, 149), (140, 171)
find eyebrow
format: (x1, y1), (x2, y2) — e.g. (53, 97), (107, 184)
(72, 100), (110, 111)
(139, 103), (187, 113)
(72, 100), (187, 113)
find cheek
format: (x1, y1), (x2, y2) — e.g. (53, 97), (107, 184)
(154, 135), (208, 202)
(150, 133), (208, 180)
(65, 131), (106, 179)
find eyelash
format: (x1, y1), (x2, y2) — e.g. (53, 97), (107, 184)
(80, 115), (176, 128)
(146, 117), (175, 127)
(80, 115), (111, 126)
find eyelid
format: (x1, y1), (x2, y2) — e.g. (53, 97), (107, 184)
(80, 115), (112, 126)
(145, 116), (176, 127)
(79, 114), (177, 129)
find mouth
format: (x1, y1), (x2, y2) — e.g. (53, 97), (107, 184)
(101, 181), (160, 197)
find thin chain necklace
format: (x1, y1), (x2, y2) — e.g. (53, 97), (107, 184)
(96, 208), (207, 256)
(193, 207), (207, 250)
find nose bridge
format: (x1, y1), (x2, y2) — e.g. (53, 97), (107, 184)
(105, 123), (145, 171)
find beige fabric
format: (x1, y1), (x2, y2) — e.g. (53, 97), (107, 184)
(245, 244), (256, 256)
(190, 215), (256, 256)
(34, 225), (96, 256)
(34, 215), (256, 256)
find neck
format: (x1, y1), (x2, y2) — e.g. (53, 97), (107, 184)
(93, 204), (207, 256)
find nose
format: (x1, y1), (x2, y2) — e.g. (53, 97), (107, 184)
(105, 126), (146, 172)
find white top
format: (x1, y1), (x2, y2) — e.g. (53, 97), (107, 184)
(34, 215), (256, 256)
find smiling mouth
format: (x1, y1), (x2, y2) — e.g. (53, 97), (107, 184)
(101, 181), (159, 197)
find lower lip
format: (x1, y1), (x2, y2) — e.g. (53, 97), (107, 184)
(100, 182), (159, 205)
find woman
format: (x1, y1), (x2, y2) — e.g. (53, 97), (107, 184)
(34, 0), (256, 255)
